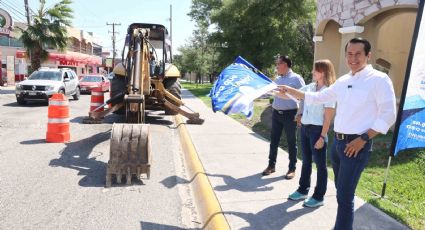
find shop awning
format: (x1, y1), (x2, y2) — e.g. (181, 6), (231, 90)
(48, 52), (101, 66)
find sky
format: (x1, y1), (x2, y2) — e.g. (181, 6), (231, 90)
(8, 0), (196, 56)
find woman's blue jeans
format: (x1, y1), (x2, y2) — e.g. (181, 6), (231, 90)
(330, 136), (372, 230)
(297, 124), (328, 201)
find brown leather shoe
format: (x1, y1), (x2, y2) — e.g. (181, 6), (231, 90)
(262, 167), (275, 176)
(285, 170), (295, 179)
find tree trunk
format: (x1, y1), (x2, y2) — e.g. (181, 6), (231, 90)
(31, 46), (42, 71)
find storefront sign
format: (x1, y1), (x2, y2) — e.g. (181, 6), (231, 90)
(0, 8), (12, 36)
(105, 58), (113, 67)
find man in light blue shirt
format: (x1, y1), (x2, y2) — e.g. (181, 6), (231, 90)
(262, 55), (305, 179)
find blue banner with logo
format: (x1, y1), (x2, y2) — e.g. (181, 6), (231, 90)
(210, 56), (277, 118)
(392, 0), (425, 156)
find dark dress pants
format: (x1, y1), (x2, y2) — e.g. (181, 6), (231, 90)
(268, 109), (297, 171)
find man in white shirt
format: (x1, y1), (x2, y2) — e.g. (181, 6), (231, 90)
(278, 38), (397, 230)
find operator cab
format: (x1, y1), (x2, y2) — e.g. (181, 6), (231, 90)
(123, 23), (172, 78)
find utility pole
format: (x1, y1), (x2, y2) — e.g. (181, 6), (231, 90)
(24, 0), (31, 68)
(24, 0), (31, 25)
(106, 22), (121, 68)
(167, 4), (173, 61)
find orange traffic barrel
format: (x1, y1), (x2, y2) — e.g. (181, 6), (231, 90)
(46, 93), (70, 143)
(90, 87), (104, 112)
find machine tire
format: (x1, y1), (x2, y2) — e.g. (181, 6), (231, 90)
(163, 77), (181, 115)
(72, 87), (80, 100)
(110, 75), (127, 114)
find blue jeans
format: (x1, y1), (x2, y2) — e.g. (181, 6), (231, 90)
(297, 124), (328, 201)
(268, 109), (297, 171)
(330, 136), (372, 230)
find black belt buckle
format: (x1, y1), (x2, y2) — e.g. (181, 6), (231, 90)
(273, 109), (283, 114)
(336, 133), (345, 140)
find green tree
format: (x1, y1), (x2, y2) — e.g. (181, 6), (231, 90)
(186, 0), (316, 79)
(174, 0), (220, 83)
(18, 0), (73, 71)
(174, 31), (219, 83)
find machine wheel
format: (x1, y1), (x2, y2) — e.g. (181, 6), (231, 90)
(163, 77), (181, 115)
(110, 75), (127, 114)
(72, 87), (80, 100)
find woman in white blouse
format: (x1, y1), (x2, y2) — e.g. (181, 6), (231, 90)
(287, 59), (336, 207)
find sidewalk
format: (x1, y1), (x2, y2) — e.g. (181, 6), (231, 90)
(0, 85), (15, 95)
(179, 89), (408, 230)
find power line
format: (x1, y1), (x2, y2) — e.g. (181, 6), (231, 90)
(0, 2), (25, 18)
(1, 0), (26, 18)
(74, 25), (106, 29)
(0, 2), (27, 22)
(3, 0), (25, 12)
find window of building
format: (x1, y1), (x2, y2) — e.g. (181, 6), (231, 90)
(375, 58), (391, 74)
(0, 37), (24, 47)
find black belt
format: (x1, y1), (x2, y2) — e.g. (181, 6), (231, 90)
(335, 132), (360, 141)
(303, 124), (322, 128)
(274, 109), (297, 114)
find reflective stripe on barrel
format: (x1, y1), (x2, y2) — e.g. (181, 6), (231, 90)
(90, 87), (104, 112)
(46, 93), (70, 143)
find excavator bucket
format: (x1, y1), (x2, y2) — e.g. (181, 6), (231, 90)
(105, 123), (151, 187)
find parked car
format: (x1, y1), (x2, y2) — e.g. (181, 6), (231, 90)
(15, 67), (80, 105)
(79, 75), (110, 94)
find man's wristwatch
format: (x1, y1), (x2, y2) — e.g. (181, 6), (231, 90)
(360, 133), (370, 142)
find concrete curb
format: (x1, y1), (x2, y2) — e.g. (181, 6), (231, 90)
(175, 115), (230, 230)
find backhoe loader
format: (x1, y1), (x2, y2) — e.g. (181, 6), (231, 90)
(84, 23), (204, 187)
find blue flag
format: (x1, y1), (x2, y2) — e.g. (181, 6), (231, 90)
(210, 56), (277, 118)
(392, 0), (425, 156)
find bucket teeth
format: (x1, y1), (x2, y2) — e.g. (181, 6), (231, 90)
(106, 123), (151, 187)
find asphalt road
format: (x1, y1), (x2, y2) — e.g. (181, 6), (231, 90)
(0, 88), (200, 230)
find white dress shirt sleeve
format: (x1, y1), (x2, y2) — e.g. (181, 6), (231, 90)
(304, 83), (338, 105)
(371, 76), (397, 134)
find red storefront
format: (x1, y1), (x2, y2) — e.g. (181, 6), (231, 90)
(8, 51), (102, 83)
(47, 51), (102, 77)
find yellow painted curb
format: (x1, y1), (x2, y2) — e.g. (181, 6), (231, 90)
(175, 115), (230, 230)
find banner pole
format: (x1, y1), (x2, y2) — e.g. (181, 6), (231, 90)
(381, 156), (392, 198)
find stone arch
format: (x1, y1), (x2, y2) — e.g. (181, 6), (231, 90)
(360, 7), (417, 98)
(357, 4), (418, 25)
(314, 20), (342, 76)
(315, 18), (341, 35)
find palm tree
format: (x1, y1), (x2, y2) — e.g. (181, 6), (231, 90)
(18, 0), (73, 71)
